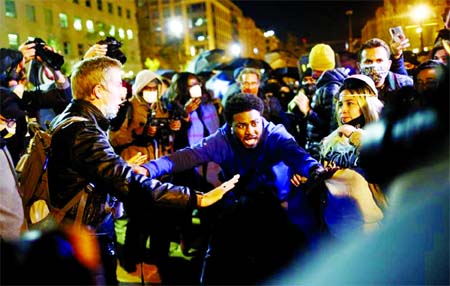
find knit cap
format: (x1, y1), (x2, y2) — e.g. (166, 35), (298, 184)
(132, 70), (162, 96)
(309, 44), (335, 72)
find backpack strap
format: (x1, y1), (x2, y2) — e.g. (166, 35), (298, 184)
(50, 116), (91, 226)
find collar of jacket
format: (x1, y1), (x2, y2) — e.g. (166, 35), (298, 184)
(57, 99), (110, 131)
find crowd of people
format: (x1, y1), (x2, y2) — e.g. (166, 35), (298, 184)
(1, 7), (449, 285)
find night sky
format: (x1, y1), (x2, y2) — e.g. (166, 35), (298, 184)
(233, 0), (384, 46)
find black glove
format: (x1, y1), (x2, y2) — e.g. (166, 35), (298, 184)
(305, 165), (339, 194)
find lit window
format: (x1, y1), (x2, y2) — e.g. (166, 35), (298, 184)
(126, 29), (133, 40)
(86, 20), (94, 33)
(8, 34), (19, 49)
(195, 32), (206, 42)
(74, 17), (83, 31)
(59, 13), (69, 28)
(26, 5), (36, 22)
(190, 46), (196, 56)
(118, 28), (125, 39)
(5, 0), (16, 18)
(109, 25), (115, 36)
(96, 21), (105, 36)
(194, 18), (204, 27)
(96, 21), (105, 31)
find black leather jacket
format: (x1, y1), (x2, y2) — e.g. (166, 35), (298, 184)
(48, 100), (196, 227)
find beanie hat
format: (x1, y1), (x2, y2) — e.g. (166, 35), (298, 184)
(132, 70), (162, 96)
(309, 44), (335, 71)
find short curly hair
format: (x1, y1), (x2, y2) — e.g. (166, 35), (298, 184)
(224, 93), (264, 124)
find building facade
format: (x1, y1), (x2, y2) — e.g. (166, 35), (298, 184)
(361, 0), (449, 54)
(1, 0), (141, 76)
(136, 0), (274, 70)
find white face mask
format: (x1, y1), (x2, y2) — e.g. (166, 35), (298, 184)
(143, 90), (158, 103)
(189, 85), (202, 98)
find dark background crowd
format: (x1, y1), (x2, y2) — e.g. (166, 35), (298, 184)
(1, 6), (449, 286)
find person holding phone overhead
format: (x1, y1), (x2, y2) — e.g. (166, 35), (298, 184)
(388, 26), (411, 76)
(358, 38), (413, 107)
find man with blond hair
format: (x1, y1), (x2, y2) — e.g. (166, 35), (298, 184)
(47, 56), (239, 285)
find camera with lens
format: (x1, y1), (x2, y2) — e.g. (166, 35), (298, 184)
(26, 38), (64, 70)
(149, 116), (172, 146)
(97, 36), (127, 64)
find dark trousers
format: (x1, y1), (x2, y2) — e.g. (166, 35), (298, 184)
(200, 193), (306, 285)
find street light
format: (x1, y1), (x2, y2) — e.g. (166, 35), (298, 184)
(168, 18), (184, 70)
(345, 10), (353, 52)
(410, 4), (431, 51)
(230, 43), (241, 57)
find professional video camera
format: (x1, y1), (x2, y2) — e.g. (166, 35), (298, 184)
(97, 36), (127, 64)
(25, 38), (64, 70)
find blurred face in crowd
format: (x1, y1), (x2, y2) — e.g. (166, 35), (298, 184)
(433, 48), (448, 65)
(231, 109), (263, 149)
(301, 75), (317, 96)
(142, 80), (159, 104)
(359, 47), (392, 88)
(311, 70), (324, 81)
(187, 75), (202, 98)
(337, 90), (363, 124)
(240, 73), (260, 95)
(415, 68), (441, 95)
(98, 67), (127, 119)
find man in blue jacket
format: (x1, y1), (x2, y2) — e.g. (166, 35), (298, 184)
(139, 92), (325, 284)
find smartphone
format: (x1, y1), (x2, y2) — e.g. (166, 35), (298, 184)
(389, 26), (405, 43)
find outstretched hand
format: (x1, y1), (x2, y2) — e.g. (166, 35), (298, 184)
(291, 164), (340, 188)
(127, 152), (148, 166)
(197, 174), (240, 207)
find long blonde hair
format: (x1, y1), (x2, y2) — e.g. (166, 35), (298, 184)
(335, 85), (383, 126)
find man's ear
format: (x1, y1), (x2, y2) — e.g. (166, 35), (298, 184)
(387, 59), (392, 70)
(92, 84), (103, 100)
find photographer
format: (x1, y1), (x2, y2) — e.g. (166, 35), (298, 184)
(108, 69), (185, 283)
(0, 39), (70, 164)
(109, 69), (180, 162)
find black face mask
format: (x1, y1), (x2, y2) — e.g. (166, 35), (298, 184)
(302, 84), (316, 97)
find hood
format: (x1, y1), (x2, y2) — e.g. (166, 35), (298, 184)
(316, 67), (349, 88)
(132, 70), (162, 96)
